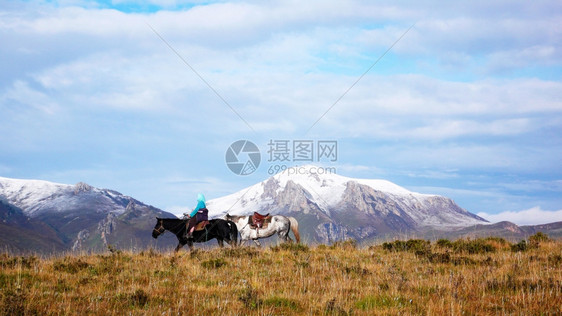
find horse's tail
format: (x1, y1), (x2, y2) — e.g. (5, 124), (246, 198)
(227, 220), (238, 246)
(288, 217), (300, 243)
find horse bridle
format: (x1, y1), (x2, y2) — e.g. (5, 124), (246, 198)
(153, 219), (190, 236)
(153, 221), (165, 235)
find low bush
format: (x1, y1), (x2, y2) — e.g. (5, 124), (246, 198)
(452, 239), (496, 254)
(382, 239), (430, 253)
(436, 239), (452, 248)
(201, 258), (227, 269)
(263, 296), (301, 311)
(529, 232), (550, 248)
(270, 243), (309, 253)
(511, 240), (528, 252)
(330, 239), (357, 250)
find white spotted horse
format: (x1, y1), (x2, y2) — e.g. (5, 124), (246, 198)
(224, 213), (300, 247)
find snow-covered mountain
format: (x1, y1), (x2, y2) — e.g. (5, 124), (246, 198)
(0, 177), (177, 253)
(207, 165), (488, 243)
(1, 177), (134, 217)
(0, 173), (559, 252)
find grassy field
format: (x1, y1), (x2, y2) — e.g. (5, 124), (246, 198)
(1, 235), (561, 315)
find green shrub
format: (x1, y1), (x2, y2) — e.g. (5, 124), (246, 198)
(452, 239), (496, 254)
(355, 295), (411, 310)
(129, 289), (149, 307)
(426, 252), (451, 264)
(270, 243), (309, 252)
(382, 239), (430, 253)
(221, 247), (260, 257)
(201, 258), (227, 269)
(484, 237), (509, 245)
(451, 256), (477, 266)
(238, 284), (261, 309)
(263, 296), (300, 311)
(529, 232), (550, 248)
(548, 254), (562, 267)
(52, 258), (90, 274)
(324, 298), (349, 316)
(436, 239), (453, 248)
(330, 239), (357, 250)
(343, 263), (370, 275)
(382, 240), (406, 252)
(407, 239), (431, 253)
(511, 240), (528, 252)
(1, 288), (26, 315)
(0, 255), (38, 269)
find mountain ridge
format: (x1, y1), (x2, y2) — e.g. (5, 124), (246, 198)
(1, 171), (560, 254)
(0, 176), (178, 254)
(206, 165), (488, 243)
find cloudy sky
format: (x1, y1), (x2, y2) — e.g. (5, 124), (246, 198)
(1, 0), (561, 225)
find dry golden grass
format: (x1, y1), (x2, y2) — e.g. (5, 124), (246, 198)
(1, 238), (561, 315)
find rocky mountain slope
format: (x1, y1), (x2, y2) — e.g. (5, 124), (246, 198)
(434, 220), (562, 241)
(0, 177), (178, 254)
(1, 171), (558, 253)
(207, 166), (488, 243)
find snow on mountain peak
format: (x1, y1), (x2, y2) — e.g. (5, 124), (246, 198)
(273, 165), (432, 199)
(0, 176), (125, 217)
(0, 177), (73, 212)
(206, 165), (435, 218)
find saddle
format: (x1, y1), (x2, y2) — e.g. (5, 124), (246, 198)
(192, 208), (209, 231)
(249, 212), (271, 229)
(194, 220), (210, 231)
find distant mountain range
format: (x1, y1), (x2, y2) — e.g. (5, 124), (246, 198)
(207, 166), (488, 243)
(207, 166), (561, 242)
(0, 177), (178, 254)
(1, 169), (560, 254)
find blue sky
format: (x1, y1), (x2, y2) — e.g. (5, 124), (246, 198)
(1, 0), (561, 224)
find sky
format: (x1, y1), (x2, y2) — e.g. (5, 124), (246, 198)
(1, 0), (561, 225)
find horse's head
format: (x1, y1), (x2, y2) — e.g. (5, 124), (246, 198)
(152, 218), (165, 239)
(224, 213), (243, 224)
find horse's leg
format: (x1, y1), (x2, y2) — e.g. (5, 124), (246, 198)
(278, 227), (291, 243)
(175, 243), (184, 252)
(252, 239), (261, 247)
(175, 237), (188, 252)
(217, 239), (224, 248)
(187, 240), (194, 252)
(224, 232), (235, 248)
(239, 229), (251, 247)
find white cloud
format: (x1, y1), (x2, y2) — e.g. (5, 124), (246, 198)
(2, 2), (561, 156)
(1, 80), (59, 114)
(164, 205), (188, 218)
(1, 0), (561, 215)
(477, 206), (562, 226)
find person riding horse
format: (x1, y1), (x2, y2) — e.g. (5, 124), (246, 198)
(184, 193), (208, 239)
